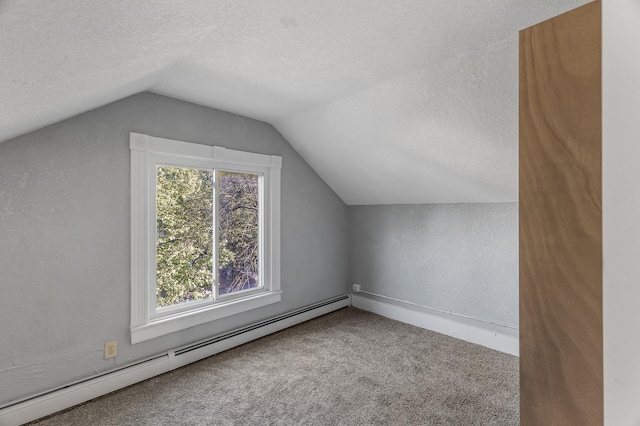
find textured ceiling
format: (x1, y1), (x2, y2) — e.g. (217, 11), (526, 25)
(0, 0), (589, 204)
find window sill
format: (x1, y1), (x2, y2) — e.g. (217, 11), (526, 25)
(131, 291), (282, 344)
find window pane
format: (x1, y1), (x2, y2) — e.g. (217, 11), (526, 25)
(156, 166), (214, 308)
(218, 171), (260, 294)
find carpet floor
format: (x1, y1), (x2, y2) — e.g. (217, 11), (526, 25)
(28, 307), (519, 425)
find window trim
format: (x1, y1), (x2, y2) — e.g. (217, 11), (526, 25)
(130, 132), (281, 344)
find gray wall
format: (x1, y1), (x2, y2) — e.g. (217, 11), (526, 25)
(0, 93), (349, 405)
(349, 203), (518, 331)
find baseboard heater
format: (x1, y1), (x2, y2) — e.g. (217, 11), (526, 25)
(0, 295), (351, 426)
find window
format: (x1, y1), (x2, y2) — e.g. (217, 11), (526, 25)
(130, 133), (281, 343)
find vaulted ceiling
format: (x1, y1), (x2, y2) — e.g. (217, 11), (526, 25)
(0, 0), (589, 204)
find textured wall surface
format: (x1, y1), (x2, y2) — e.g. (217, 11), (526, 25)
(0, 0), (590, 205)
(349, 203), (518, 332)
(0, 93), (349, 405)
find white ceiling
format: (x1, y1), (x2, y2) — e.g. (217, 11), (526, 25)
(0, 0), (589, 205)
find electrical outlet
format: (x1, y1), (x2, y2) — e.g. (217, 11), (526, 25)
(352, 283), (361, 293)
(104, 340), (118, 359)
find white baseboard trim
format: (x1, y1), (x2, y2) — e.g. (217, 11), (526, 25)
(0, 356), (171, 426)
(0, 295), (350, 426)
(351, 294), (519, 356)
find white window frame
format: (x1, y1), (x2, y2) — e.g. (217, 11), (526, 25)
(130, 132), (281, 344)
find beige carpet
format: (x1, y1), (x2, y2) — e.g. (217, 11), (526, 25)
(29, 307), (519, 425)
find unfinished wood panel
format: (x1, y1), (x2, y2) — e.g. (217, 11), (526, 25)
(519, 1), (602, 425)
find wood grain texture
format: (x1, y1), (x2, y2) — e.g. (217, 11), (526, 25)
(519, 1), (602, 425)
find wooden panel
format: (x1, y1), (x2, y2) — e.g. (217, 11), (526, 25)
(519, 1), (602, 425)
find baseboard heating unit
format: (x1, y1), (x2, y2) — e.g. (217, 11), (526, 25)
(0, 295), (351, 426)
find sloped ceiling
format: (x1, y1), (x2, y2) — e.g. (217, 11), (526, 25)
(0, 0), (589, 205)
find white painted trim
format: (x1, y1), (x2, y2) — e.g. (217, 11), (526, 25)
(0, 296), (350, 426)
(603, 1), (640, 424)
(131, 291), (282, 343)
(0, 356), (170, 426)
(129, 132), (283, 344)
(351, 294), (519, 356)
(130, 132), (281, 169)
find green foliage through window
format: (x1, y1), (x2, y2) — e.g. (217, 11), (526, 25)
(156, 167), (214, 307)
(155, 167), (260, 308)
(218, 171), (259, 294)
